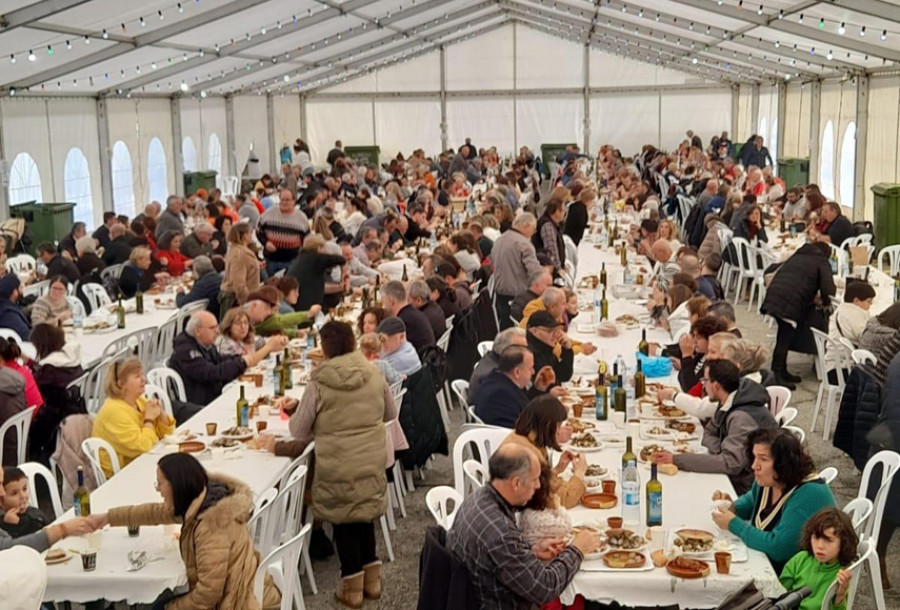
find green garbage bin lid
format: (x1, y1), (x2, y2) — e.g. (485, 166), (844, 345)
(871, 183), (900, 196)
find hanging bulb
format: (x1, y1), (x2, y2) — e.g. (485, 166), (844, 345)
(151, 61), (157, 69)
(200, 90), (207, 98)
(775, 40), (780, 48)
(199, 49), (204, 57)
(28, 50), (36, 61)
(140, 16), (146, 27)
(838, 22), (845, 35)
(798, 14), (803, 24)
(818, 17), (825, 29)
(261, 27), (266, 35)
(178, 3), (183, 13)
(102, 29), (108, 39)
(180, 81), (190, 92)
(757, 5), (763, 15)
(66, 40), (72, 50)
(860, 26), (866, 37)
(881, 30), (887, 40)
(158, 10), (164, 20)
(826, 49), (833, 60)
(9, 54), (15, 64)
(778, 9), (783, 19)
(84, 35), (90, 44)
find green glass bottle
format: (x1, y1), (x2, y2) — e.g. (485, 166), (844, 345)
(638, 328), (650, 356)
(620, 243), (627, 266)
(646, 463), (663, 526)
(614, 374), (627, 413)
(117, 294), (126, 329)
(236, 384), (248, 426)
(600, 286), (609, 321)
(599, 263), (607, 287)
(274, 355), (285, 397)
(634, 359), (646, 399)
(135, 289), (144, 314)
(622, 435), (637, 472)
(73, 466), (91, 517)
(282, 348), (293, 390)
(594, 383), (608, 421)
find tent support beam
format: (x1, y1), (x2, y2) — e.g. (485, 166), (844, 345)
(0, 102), (7, 220)
(96, 98), (113, 213)
(731, 85), (740, 141)
(308, 83), (732, 100)
(266, 94), (276, 175)
(439, 46), (448, 153)
(853, 76), (869, 220)
(0, 0), (92, 31)
(171, 99), (184, 196)
(225, 95), (236, 178)
(299, 95), (308, 144)
(583, 42), (591, 154)
(751, 84), (760, 138)
(777, 82), (787, 165)
(809, 81), (822, 182)
(512, 21), (518, 153)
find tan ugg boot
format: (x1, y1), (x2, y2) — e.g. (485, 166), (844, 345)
(335, 572), (364, 609)
(362, 560), (383, 600)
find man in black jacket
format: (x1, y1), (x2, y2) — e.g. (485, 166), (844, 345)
(409, 280), (446, 341)
(91, 212), (117, 250)
(469, 328), (528, 400)
(474, 345), (555, 428)
(382, 280), (435, 352)
(170, 311), (286, 405)
(58, 223), (86, 260)
(101, 224), (132, 266)
(175, 256), (222, 318)
(812, 202), (856, 247)
(36, 242), (79, 284)
(526, 311), (574, 387)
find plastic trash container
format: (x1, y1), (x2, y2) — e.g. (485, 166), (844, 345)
(9, 201), (75, 254)
(344, 146), (381, 167)
(872, 183), (900, 252)
(777, 158), (810, 190)
(183, 171), (217, 196)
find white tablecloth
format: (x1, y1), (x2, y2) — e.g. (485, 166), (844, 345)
(556, 227), (784, 608)
(77, 303), (176, 368)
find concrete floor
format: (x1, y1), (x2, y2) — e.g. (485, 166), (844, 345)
(301, 303), (898, 610)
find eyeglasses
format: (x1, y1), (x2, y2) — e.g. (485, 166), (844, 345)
(153, 480), (160, 492)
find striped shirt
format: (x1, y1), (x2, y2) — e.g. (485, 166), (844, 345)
(256, 207), (309, 262)
(446, 484), (582, 610)
(30, 296), (71, 326)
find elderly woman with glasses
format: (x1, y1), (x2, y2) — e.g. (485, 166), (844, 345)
(92, 357), (175, 479)
(74, 235), (105, 278)
(30, 276), (73, 326)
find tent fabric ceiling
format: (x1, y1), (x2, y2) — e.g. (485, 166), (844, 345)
(1, 0), (897, 97)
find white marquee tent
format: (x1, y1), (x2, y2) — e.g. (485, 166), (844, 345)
(1, 0), (899, 228)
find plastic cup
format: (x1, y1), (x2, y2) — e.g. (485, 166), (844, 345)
(256, 420), (267, 433)
(607, 516), (623, 529)
(81, 549), (98, 571)
(205, 422), (217, 436)
(602, 480), (616, 495)
(715, 551), (732, 575)
(572, 403), (584, 418)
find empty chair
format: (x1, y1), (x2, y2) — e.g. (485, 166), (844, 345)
(818, 466), (838, 485)
(101, 327), (156, 366)
(452, 427), (509, 497)
(150, 315), (180, 367)
(450, 379), (469, 411)
(19, 462), (63, 519)
(146, 367), (187, 403)
(81, 283), (112, 314)
(783, 425), (805, 444)
(477, 341), (493, 357)
(810, 328), (845, 439)
(425, 486), (463, 530)
(775, 407), (799, 428)
(877, 244), (900, 277)
(0, 406), (36, 466)
(81, 437), (120, 485)
(82, 349), (129, 415)
(843, 497), (873, 534)
(766, 385), (792, 416)
(253, 524), (311, 610)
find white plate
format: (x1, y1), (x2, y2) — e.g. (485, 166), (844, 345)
(666, 528), (749, 563)
(564, 433), (605, 453)
(581, 550), (653, 572)
(84, 324), (117, 334)
(44, 550), (72, 565)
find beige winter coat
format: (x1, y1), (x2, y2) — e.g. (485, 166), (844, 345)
(698, 215), (724, 262)
(108, 474), (279, 610)
(221, 243), (261, 305)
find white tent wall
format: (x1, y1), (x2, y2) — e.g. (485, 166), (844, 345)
(445, 26), (514, 91)
(1, 98), (54, 205)
(374, 100), (442, 159)
(180, 98), (205, 175)
(516, 97), (583, 154)
(863, 76), (900, 220)
(818, 80), (857, 208)
(306, 100), (374, 165)
(783, 83), (811, 160)
(46, 99), (103, 229)
(588, 49), (700, 88)
(447, 98), (516, 156)
(758, 85), (778, 164)
(659, 89), (731, 152)
(737, 85), (753, 143)
(590, 94), (660, 156)
(517, 28), (582, 89)
(233, 96), (271, 179)
(273, 96), (303, 161)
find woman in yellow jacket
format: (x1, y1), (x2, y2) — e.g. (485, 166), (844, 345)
(92, 357), (175, 479)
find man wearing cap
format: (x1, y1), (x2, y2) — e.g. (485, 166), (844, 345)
(520, 287), (597, 356)
(175, 256), (223, 318)
(377, 317), (422, 376)
(180, 223), (217, 259)
(526, 311), (574, 387)
(381, 280), (435, 352)
(244, 286), (321, 339)
(473, 345), (557, 428)
(0, 276), (30, 340)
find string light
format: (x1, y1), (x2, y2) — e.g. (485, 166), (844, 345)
(818, 17), (825, 29)
(881, 30), (887, 40)
(102, 29), (109, 39)
(860, 26), (866, 37)
(9, 55), (15, 64)
(139, 16), (145, 27)
(65, 40), (72, 50)
(838, 22), (846, 35)
(826, 49), (834, 60)
(27, 50), (36, 61)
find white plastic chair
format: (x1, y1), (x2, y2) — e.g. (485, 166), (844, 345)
(810, 328), (845, 439)
(222, 175), (240, 199)
(425, 486), (463, 530)
(450, 379), (469, 411)
(858, 451), (900, 541)
(783, 425), (805, 444)
(177, 300), (209, 332)
(66, 296), (86, 320)
(100, 264), (124, 284)
(477, 341), (493, 357)
(22, 280), (48, 299)
(81, 437), (120, 484)
(248, 487), (280, 567)
(146, 367), (188, 403)
(851, 349), (876, 366)
(101, 327), (157, 366)
(150, 314), (180, 367)
(19, 462), (63, 519)
(5, 254), (37, 274)
(462, 459), (488, 494)
(83, 349), (129, 415)
(273, 465), (318, 593)
(81, 283), (112, 313)
(843, 497), (873, 534)
(766, 386), (792, 416)
(877, 244), (900, 276)
(775, 407), (798, 428)
(822, 538), (875, 610)
(0, 406), (36, 466)
(253, 524), (311, 610)
(818, 466), (838, 485)
(452, 427), (509, 497)
(467, 406), (485, 426)
(144, 383), (174, 420)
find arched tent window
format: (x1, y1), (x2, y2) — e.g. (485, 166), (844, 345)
(207, 133), (222, 176)
(63, 148), (93, 228)
(8, 153), (43, 204)
(758, 117), (768, 146)
(182, 137), (198, 172)
(839, 122), (857, 207)
(820, 121), (835, 200)
(147, 138), (169, 204)
(769, 118), (778, 168)
(111, 141), (135, 217)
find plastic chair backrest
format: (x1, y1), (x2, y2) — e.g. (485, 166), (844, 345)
(66, 296), (86, 319)
(177, 300), (209, 332)
(150, 315), (180, 367)
(425, 486), (463, 530)
(81, 283), (112, 313)
(783, 425), (805, 444)
(22, 280), (49, 299)
(877, 245), (900, 276)
(851, 349), (876, 366)
(477, 341), (493, 357)
(278, 442), (315, 490)
(775, 407), (798, 427)
(272, 465), (308, 549)
(0, 406), (36, 466)
(81, 437), (120, 484)
(818, 466), (839, 485)
(19, 461), (63, 519)
(101, 327), (157, 366)
(843, 497), (873, 534)
(253, 523), (311, 610)
(437, 327), (452, 351)
(452, 426), (509, 497)
(857, 450), (900, 540)
(450, 379), (469, 410)
(146, 367), (187, 403)
(144, 383), (174, 419)
(463, 459), (488, 493)
(467, 406), (485, 425)
(5, 254), (36, 273)
(810, 327), (832, 385)
(0, 328), (24, 344)
(83, 348), (129, 415)
(766, 385), (792, 416)
(821, 538), (874, 610)
(248, 487), (279, 552)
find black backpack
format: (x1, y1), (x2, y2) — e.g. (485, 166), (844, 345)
(419, 345), (449, 393)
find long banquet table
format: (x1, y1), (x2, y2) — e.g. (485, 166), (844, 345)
(555, 220), (784, 607)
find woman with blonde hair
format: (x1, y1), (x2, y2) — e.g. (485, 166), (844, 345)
(216, 308), (264, 357)
(221, 222), (261, 312)
(118, 246), (169, 299)
(657, 219), (682, 253)
(92, 357), (175, 478)
(359, 332), (402, 385)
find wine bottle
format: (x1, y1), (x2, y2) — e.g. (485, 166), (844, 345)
(600, 286), (609, 321)
(73, 466), (90, 517)
(274, 356), (285, 397)
(634, 359), (646, 400)
(401, 264), (409, 282)
(638, 329), (650, 357)
(620, 243), (627, 266)
(622, 435), (637, 472)
(646, 463), (662, 526)
(135, 289), (144, 314)
(613, 374), (627, 413)
(599, 263), (607, 287)
(594, 383), (608, 421)
(236, 384), (248, 426)
(282, 348), (293, 389)
(117, 294), (126, 329)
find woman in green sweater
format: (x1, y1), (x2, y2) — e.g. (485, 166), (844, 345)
(711, 428), (835, 573)
(780, 508), (858, 610)
(244, 285), (321, 339)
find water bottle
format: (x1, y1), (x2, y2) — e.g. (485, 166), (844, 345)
(614, 354), (625, 383)
(624, 364), (635, 402)
(467, 197), (476, 216)
(593, 287), (603, 324)
(622, 460), (642, 526)
(623, 265), (634, 285)
(73, 307), (83, 331)
(599, 225), (608, 246)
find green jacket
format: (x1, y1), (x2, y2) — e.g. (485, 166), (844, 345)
(780, 551), (847, 610)
(254, 311), (311, 338)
